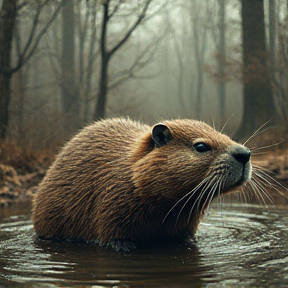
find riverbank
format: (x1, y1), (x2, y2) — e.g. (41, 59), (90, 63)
(0, 141), (53, 206)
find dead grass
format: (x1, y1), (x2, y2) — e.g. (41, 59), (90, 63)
(0, 141), (55, 206)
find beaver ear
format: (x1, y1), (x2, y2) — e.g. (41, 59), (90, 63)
(152, 123), (171, 148)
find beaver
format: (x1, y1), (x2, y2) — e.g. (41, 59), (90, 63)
(32, 118), (252, 251)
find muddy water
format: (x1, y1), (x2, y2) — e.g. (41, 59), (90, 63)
(0, 202), (288, 287)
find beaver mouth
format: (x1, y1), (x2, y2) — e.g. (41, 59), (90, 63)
(234, 172), (249, 187)
(236, 162), (252, 185)
(220, 161), (252, 194)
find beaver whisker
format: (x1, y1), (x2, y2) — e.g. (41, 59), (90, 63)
(247, 178), (271, 207)
(203, 182), (218, 213)
(195, 178), (219, 214)
(187, 177), (219, 223)
(243, 120), (271, 146)
(192, 179), (221, 222)
(250, 141), (284, 153)
(220, 116), (232, 134)
(189, 178), (217, 215)
(246, 127), (273, 143)
(162, 177), (212, 225)
(239, 186), (251, 205)
(252, 165), (279, 186)
(252, 166), (288, 199)
(251, 172), (277, 204)
(207, 179), (224, 213)
(249, 152), (267, 156)
(216, 182), (225, 211)
(249, 173), (287, 210)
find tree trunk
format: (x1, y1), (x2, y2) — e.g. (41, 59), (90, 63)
(190, 2), (208, 120)
(95, 55), (109, 120)
(0, 0), (17, 139)
(94, 1), (109, 121)
(218, 0), (226, 122)
(61, 0), (78, 115)
(269, 0), (275, 70)
(193, 21), (207, 120)
(0, 72), (12, 139)
(84, 2), (97, 123)
(93, 0), (152, 121)
(236, 0), (277, 141)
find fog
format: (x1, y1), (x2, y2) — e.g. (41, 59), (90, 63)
(0, 0), (286, 149)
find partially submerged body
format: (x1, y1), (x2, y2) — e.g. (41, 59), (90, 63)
(32, 118), (252, 251)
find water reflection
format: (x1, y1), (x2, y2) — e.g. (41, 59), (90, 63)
(0, 202), (288, 287)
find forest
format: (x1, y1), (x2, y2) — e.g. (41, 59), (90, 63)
(1, 0), (288, 204)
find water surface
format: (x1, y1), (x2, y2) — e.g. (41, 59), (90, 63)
(0, 201), (288, 287)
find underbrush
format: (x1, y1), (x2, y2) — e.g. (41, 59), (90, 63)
(0, 141), (56, 206)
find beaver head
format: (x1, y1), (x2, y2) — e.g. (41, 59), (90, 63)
(133, 119), (251, 200)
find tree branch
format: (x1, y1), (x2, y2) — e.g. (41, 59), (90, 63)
(11, 0), (67, 74)
(108, 0), (121, 20)
(109, 32), (164, 89)
(108, 0), (153, 58)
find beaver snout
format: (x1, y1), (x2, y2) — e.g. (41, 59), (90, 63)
(230, 146), (251, 165)
(227, 145), (252, 186)
(215, 145), (252, 191)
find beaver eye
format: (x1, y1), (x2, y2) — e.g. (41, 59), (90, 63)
(193, 142), (211, 153)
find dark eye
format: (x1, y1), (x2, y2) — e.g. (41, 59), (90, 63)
(193, 142), (211, 153)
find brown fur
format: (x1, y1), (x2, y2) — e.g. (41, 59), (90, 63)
(32, 118), (251, 251)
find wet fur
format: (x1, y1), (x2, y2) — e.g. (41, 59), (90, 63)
(33, 118), (255, 251)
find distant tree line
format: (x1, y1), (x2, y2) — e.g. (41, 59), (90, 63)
(0, 0), (287, 148)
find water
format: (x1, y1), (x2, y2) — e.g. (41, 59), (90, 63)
(0, 201), (288, 287)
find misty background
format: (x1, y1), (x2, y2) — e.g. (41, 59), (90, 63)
(0, 0), (287, 152)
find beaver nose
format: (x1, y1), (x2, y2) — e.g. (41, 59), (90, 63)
(230, 146), (251, 165)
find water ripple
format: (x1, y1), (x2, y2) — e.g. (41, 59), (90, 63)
(0, 202), (288, 287)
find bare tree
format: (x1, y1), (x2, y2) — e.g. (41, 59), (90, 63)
(164, 8), (186, 109)
(0, 0), (65, 139)
(236, 0), (277, 140)
(93, 0), (153, 120)
(217, 0), (226, 121)
(269, 0), (276, 72)
(189, 1), (209, 119)
(77, 0), (98, 122)
(46, 0), (99, 123)
(46, 0), (160, 123)
(0, 0), (17, 139)
(271, 0), (288, 122)
(61, 0), (79, 115)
